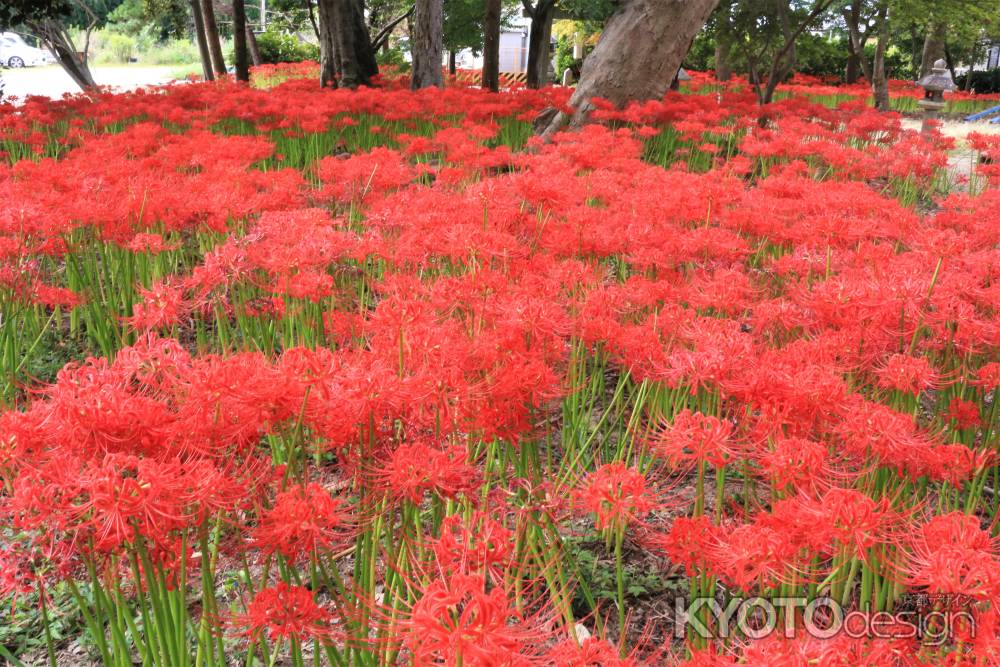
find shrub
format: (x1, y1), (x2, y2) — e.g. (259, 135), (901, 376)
(252, 30), (319, 64)
(955, 69), (1000, 95)
(98, 32), (137, 64)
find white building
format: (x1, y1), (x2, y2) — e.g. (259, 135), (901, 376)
(455, 17), (553, 75)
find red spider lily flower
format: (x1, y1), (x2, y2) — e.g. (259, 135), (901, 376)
(546, 636), (651, 666)
(232, 582), (334, 643)
(374, 441), (482, 505)
(430, 513), (515, 581)
(253, 482), (354, 561)
(904, 512), (1000, 603)
(755, 437), (841, 494)
(974, 362), (1000, 391)
(946, 398), (981, 430)
(650, 410), (737, 469)
(126, 280), (186, 332)
(574, 463), (655, 533)
(402, 572), (548, 666)
(874, 354), (940, 396)
(645, 515), (721, 577)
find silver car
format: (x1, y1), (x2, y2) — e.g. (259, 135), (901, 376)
(1, 32), (56, 68)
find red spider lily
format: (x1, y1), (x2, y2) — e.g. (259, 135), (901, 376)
(372, 440), (482, 505)
(755, 437), (845, 495)
(875, 354), (941, 396)
(252, 482), (354, 561)
(430, 513), (515, 581)
(232, 582), (335, 643)
(574, 463), (656, 533)
(904, 513), (1000, 604)
(650, 410), (737, 469)
(398, 571), (551, 666)
(946, 398), (981, 430)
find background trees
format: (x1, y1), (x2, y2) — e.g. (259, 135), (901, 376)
(5, 0), (1000, 117)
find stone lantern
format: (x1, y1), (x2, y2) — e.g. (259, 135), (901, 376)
(915, 58), (956, 134)
(670, 68), (691, 91)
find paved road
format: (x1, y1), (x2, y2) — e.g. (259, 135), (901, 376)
(2, 64), (193, 102)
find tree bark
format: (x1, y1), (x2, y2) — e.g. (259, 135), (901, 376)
(200, 0), (226, 76)
(317, 0), (337, 87)
(482, 0), (501, 91)
(232, 0), (250, 81)
(920, 21), (946, 78)
(28, 18), (97, 90)
(872, 2), (890, 111)
(714, 35), (732, 82)
(246, 23), (262, 67)
(843, 2), (865, 83)
(524, 0), (555, 88)
(318, 0), (378, 88)
(411, 0), (444, 89)
(539, 0), (719, 137)
(449, 50), (457, 75)
(755, 0), (834, 105)
(190, 0), (215, 80)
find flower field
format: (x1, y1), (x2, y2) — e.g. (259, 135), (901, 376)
(2, 67), (1000, 665)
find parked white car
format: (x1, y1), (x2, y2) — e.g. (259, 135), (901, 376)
(1, 32), (56, 68)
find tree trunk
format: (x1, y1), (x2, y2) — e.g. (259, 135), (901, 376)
(411, 0), (444, 89)
(714, 36), (732, 82)
(920, 21), (946, 78)
(190, 0), (215, 80)
(200, 0), (226, 76)
(482, 0), (501, 91)
(246, 23), (262, 67)
(232, 0), (250, 81)
(842, 2), (872, 84)
(525, 0), (555, 88)
(317, 0), (338, 87)
(318, 0), (378, 88)
(449, 50), (457, 75)
(964, 42), (978, 92)
(28, 18), (97, 90)
(872, 2), (890, 111)
(539, 0), (719, 137)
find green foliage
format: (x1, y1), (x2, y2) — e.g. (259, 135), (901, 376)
(377, 46), (410, 71)
(106, 0), (187, 40)
(864, 41), (914, 79)
(0, 0), (72, 26)
(140, 37), (200, 65)
(794, 33), (848, 77)
(956, 68), (1000, 94)
(443, 0), (486, 54)
(97, 31), (137, 63)
(253, 29), (319, 64)
(567, 537), (681, 617)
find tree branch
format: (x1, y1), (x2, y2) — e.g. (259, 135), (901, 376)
(371, 6), (414, 52)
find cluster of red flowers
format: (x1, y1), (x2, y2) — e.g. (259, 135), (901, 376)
(1, 67), (999, 666)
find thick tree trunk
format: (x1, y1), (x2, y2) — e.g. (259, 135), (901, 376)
(318, 0), (378, 88)
(29, 19), (97, 90)
(872, 2), (890, 111)
(539, 0), (719, 137)
(920, 21), (946, 78)
(843, 2), (863, 83)
(232, 0), (250, 81)
(411, 0), (444, 89)
(714, 36), (732, 82)
(482, 0), (501, 91)
(525, 0), (555, 89)
(317, 0), (338, 87)
(246, 23), (262, 67)
(200, 0), (227, 76)
(190, 0), (215, 80)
